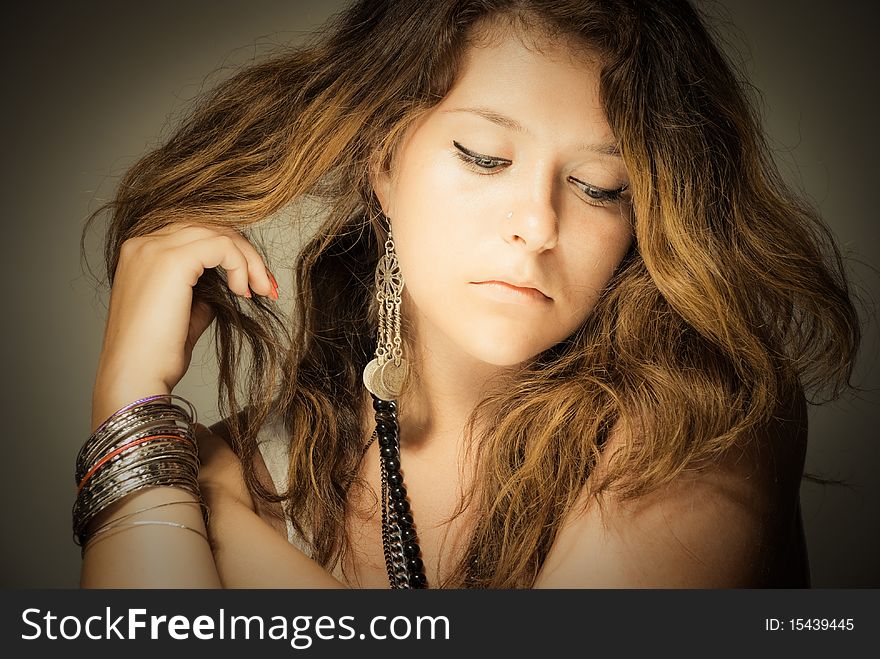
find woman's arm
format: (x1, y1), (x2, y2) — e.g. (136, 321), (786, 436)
(79, 485), (222, 588)
(80, 385), (222, 589)
(196, 423), (347, 589)
(534, 395), (808, 588)
(78, 409), (344, 589)
(80, 221), (279, 588)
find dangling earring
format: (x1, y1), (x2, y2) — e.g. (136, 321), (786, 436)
(361, 216), (427, 589)
(363, 219), (408, 400)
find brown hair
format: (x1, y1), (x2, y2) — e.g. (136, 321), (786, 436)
(83, 0), (861, 588)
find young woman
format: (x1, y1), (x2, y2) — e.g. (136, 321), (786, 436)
(77, 0), (859, 589)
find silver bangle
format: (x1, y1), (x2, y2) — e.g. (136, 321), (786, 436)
(81, 519), (210, 554)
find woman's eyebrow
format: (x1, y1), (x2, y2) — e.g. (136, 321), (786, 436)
(443, 105), (621, 157)
(444, 106), (525, 132)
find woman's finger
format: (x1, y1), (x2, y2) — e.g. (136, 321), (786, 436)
(139, 224), (277, 299)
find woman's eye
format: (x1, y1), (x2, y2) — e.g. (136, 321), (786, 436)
(453, 141), (511, 171)
(567, 176), (629, 207)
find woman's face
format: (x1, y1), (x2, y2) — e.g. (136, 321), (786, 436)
(374, 29), (633, 368)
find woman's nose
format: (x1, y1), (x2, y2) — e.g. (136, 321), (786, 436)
(502, 182), (559, 252)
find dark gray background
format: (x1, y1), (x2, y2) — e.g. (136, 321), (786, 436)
(2, 1), (877, 587)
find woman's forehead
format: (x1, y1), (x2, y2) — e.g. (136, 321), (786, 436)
(434, 32), (613, 143)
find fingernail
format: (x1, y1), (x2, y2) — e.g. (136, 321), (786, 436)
(267, 270), (279, 300)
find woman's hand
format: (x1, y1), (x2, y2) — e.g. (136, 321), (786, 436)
(91, 223), (278, 432)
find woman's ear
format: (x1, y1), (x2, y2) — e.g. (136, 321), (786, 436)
(369, 151), (393, 216)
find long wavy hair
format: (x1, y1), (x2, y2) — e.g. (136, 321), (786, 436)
(83, 0), (861, 588)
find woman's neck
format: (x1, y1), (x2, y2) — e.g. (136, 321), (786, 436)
(393, 316), (514, 455)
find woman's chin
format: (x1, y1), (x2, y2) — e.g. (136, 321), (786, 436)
(461, 338), (551, 369)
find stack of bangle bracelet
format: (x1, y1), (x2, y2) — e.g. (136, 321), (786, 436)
(72, 394), (203, 551)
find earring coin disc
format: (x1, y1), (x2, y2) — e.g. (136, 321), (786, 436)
(363, 357), (408, 400)
(380, 358), (408, 399)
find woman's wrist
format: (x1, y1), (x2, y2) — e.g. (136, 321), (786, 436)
(91, 379), (172, 434)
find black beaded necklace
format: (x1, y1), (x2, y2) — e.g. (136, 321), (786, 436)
(371, 395), (428, 589)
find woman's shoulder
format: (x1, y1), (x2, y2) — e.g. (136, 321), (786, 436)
(534, 390), (808, 587)
(199, 404), (291, 539)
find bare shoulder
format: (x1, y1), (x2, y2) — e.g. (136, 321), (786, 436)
(534, 392), (808, 588)
(193, 419), (253, 510)
(199, 408), (288, 537)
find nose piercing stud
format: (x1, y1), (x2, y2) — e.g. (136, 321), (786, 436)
(506, 211), (513, 219)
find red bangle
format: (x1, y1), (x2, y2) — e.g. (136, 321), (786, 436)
(76, 434), (194, 493)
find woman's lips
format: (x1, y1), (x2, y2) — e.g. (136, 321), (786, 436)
(471, 280), (551, 303)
